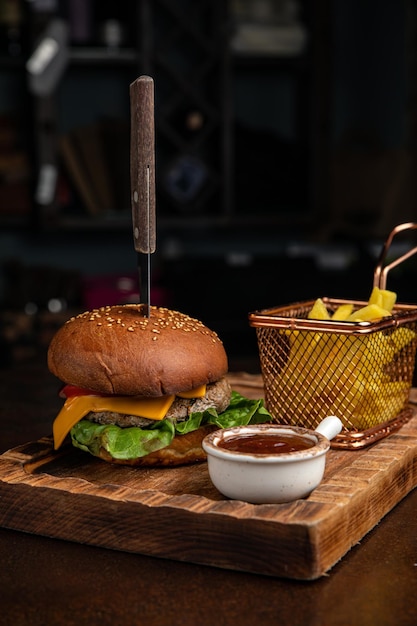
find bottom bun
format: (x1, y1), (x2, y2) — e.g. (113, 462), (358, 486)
(93, 424), (218, 467)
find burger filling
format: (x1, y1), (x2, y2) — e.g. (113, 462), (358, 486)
(88, 377), (232, 428)
(54, 377), (272, 461)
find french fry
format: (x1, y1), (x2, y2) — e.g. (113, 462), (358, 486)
(276, 287), (416, 430)
(347, 303), (392, 322)
(308, 287), (397, 324)
(308, 298), (330, 320)
(388, 327), (417, 352)
(332, 303), (354, 320)
(368, 285), (397, 312)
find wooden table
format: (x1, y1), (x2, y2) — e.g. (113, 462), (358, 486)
(1, 359), (417, 626)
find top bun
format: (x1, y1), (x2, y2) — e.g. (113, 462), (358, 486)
(47, 305), (228, 397)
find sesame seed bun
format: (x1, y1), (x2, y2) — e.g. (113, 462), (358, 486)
(47, 304), (228, 397)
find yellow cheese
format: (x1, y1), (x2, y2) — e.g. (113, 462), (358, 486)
(177, 384), (206, 399)
(53, 384), (207, 450)
(53, 394), (175, 450)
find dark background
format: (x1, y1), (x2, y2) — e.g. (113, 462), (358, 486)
(1, 0), (417, 368)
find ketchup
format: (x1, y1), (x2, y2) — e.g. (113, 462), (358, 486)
(218, 433), (315, 454)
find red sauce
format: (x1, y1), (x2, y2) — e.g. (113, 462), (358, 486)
(218, 433), (315, 455)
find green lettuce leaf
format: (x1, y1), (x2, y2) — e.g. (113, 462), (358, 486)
(208, 391), (271, 429)
(71, 418), (176, 460)
(70, 391), (272, 461)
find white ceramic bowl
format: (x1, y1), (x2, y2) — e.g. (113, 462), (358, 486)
(202, 416), (343, 504)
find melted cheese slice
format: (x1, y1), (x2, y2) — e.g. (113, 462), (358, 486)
(53, 384), (207, 450)
(177, 384), (206, 399)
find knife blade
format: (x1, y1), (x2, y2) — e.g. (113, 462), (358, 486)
(130, 75), (156, 317)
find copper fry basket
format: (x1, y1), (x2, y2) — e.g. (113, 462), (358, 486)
(249, 223), (417, 449)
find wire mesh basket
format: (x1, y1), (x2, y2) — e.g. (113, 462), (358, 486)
(249, 223), (417, 449)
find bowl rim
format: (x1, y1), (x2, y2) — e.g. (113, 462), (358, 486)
(202, 423), (330, 463)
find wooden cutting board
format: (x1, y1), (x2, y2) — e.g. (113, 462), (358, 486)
(1, 376), (417, 580)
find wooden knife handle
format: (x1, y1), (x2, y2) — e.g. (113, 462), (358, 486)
(130, 75), (156, 254)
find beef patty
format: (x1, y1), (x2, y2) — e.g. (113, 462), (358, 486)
(85, 377), (232, 429)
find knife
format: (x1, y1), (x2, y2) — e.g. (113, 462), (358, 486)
(130, 75), (156, 318)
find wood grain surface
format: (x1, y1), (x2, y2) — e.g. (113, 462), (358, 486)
(1, 374), (417, 580)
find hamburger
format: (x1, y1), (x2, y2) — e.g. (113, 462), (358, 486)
(47, 304), (271, 466)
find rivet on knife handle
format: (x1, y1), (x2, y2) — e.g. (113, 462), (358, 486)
(130, 75), (156, 316)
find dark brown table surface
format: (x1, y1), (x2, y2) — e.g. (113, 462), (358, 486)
(1, 358), (417, 626)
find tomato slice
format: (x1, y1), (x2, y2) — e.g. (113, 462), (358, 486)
(59, 384), (109, 399)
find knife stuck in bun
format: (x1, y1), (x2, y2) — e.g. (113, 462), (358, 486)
(47, 304), (271, 466)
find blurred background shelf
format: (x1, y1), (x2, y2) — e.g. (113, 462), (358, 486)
(0, 0), (330, 230)
(0, 0), (416, 367)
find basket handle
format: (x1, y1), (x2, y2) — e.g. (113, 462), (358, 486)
(374, 222), (417, 290)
